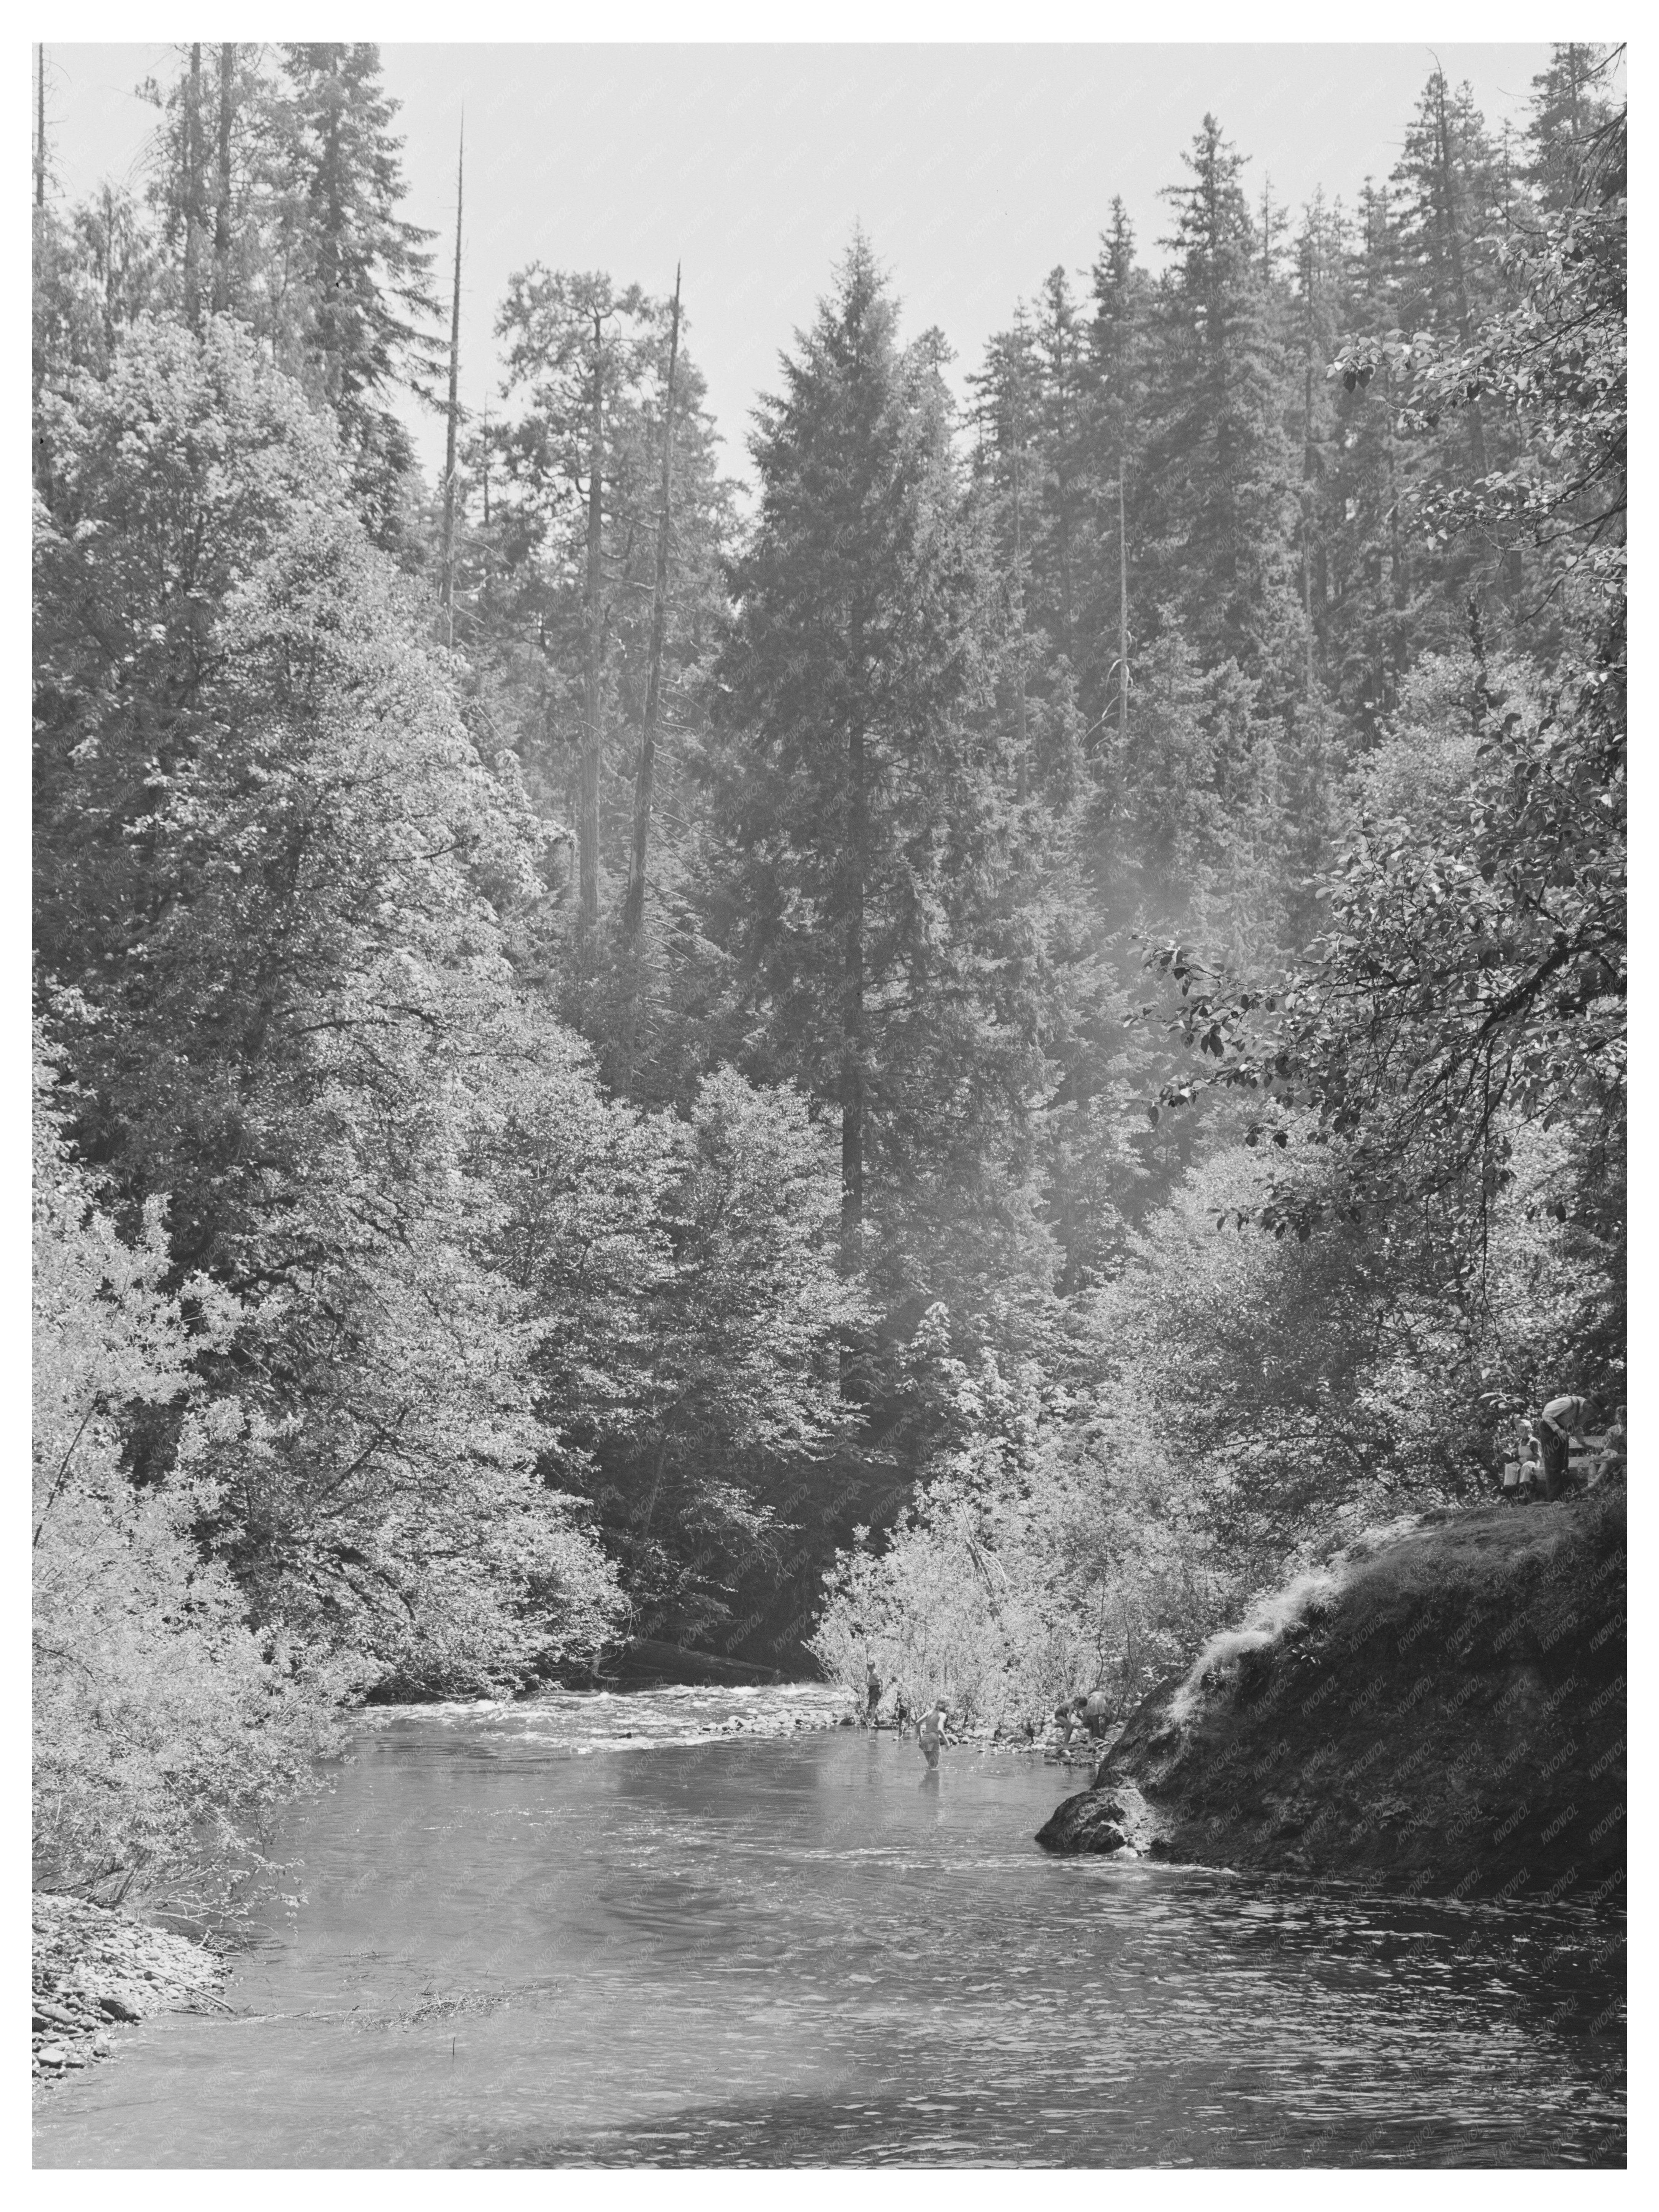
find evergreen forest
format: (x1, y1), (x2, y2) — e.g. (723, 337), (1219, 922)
(32, 44), (1625, 1911)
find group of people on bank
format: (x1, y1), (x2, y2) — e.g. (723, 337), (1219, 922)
(1501, 1394), (1615, 1504)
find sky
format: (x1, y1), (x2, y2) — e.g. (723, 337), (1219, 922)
(41, 41), (1557, 490)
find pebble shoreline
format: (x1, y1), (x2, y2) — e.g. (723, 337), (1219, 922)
(32, 1893), (228, 2090)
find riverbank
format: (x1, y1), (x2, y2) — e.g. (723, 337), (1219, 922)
(33, 1894), (230, 2088)
(1038, 1489), (1626, 1905)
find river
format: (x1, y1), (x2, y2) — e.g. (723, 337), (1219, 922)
(33, 1684), (1625, 2168)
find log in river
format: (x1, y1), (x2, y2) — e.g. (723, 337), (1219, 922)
(34, 1684), (1625, 2168)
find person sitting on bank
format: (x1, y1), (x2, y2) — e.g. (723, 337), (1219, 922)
(1501, 1425), (1541, 1504)
(1538, 1394), (1594, 1502)
(1519, 1433), (1542, 1502)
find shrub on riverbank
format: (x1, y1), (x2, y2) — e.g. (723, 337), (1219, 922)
(810, 1130), (1613, 1730)
(811, 1339), (1254, 1730)
(33, 1023), (343, 1909)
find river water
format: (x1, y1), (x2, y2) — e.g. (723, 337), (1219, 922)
(34, 1684), (1625, 2169)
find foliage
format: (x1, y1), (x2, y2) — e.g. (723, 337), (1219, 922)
(34, 316), (625, 1694)
(813, 1107), (1612, 1725)
(481, 261), (735, 1076)
(272, 45), (443, 445)
(707, 236), (1059, 1345)
(812, 1333), (1249, 1730)
(1148, 77), (1625, 1432)
(138, 41), (441, 545)
(1142, 115), (1300, 679)
(491, 1058), (866, 1648)
(33, 1020), (341, 1908)
(33, 47), (1624, 1850)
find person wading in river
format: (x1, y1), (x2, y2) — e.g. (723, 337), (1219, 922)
(918, 1702), (948, 1770)
(864, 1660), (882, 1727)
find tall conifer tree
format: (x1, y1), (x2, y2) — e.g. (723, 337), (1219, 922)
(272, 43), (440, 541)
(1082, 200), (1151, 784)
(1526, 44), (1620, 209)
(1142, 115), (1299, 677)
(709, 239), (1054, 1334)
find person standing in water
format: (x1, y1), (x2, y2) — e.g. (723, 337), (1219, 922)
(864, 1659), (883, 1726)
(918, 1701), (948, 1769)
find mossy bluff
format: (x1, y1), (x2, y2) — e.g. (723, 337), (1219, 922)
(1038, 1492), (1626, 1906)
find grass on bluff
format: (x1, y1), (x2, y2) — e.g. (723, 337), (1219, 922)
(1173, 1485), (1625, 1720)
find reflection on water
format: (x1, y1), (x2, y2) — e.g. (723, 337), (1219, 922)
(34, 1686), (1625, 2168)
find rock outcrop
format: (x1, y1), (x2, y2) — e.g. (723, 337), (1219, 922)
(1038, 1490), (1626, 1906)
(1036, 1776), (1157, 1856)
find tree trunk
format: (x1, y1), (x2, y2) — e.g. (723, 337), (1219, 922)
(211, 44), (234, 314)
(1117, 467), (1130, 747)
(579, 313), (606, 930)
(1013, 424), (1028, 806)
(1386, 396), (1407, 713)
(623, 265), (681, 949)
(1434, 76), (1487, 476)
(318, 53), (344, 408)
(1371, 187), (1409, 718)
(439, 125), (464, 648)
(182, 44), (204, 333)
(1302, 361), (1319, 710)
(841, 717), (867, 1274)
(1050, 310), (1075, 654)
